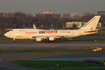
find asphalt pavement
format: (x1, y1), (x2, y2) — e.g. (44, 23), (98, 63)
(0, 40), (105, 70)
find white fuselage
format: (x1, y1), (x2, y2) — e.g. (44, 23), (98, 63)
(4, 29), (97, 40)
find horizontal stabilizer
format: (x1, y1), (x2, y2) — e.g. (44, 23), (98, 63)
(33, 24), (37, 29)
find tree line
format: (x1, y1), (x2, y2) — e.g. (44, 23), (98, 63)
(0, 12), (104, 29)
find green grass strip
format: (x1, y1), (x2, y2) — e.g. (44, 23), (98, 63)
(0, 37), (12, 40)
(97, 31), (105, 34)
(0, 49), (105, 53)
(52, 68), (105, 70)
(9, 60), (102, 68)
(0, 32), (6, 35)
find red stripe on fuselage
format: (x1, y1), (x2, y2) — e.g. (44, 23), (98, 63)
(46, 32), (58, 34)
(26, 32), (37, 34)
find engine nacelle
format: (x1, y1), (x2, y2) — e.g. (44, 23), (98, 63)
(36, 37), (42, 42)
(49, 37), (55, 41)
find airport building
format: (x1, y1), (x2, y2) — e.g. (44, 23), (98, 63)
(98, 23), (102, 27)
(42, 10), (53, 14)
(97, 11), (105, 15)
(66, 22), (86, 28)
(66, 22), (101, 28)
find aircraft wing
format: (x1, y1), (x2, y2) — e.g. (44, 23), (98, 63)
(32, 35), (66, 39)
(32, 35), (66, 41)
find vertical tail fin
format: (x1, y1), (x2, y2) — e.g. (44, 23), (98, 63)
(80, 16), (101, 30)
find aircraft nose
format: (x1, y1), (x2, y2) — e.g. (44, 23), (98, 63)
(4, 33), (8, 37)
(4, 32), (15, 38)
(4, 32), (11, 37)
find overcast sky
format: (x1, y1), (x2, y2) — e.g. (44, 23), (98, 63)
(0, 0), (105, 15)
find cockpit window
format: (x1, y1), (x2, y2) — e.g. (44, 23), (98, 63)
(10, 30), (13, 31)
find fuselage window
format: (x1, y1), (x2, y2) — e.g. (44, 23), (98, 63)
(19, 30), (24, 31)
(39, 31), (45, 34)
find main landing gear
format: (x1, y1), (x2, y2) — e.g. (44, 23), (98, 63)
(13, 38), (16, 42)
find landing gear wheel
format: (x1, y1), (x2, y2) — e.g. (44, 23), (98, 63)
(13, 38), (16, 42)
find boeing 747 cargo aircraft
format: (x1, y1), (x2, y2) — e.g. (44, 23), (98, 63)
(4, 16), (101, 42)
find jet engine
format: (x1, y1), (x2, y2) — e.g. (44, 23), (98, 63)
(36, 37), (42, 42)
(49, 37), (55, 41)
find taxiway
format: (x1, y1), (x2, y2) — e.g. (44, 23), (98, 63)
(0, 40), (105, 50)
(0, 40), (105, 70)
